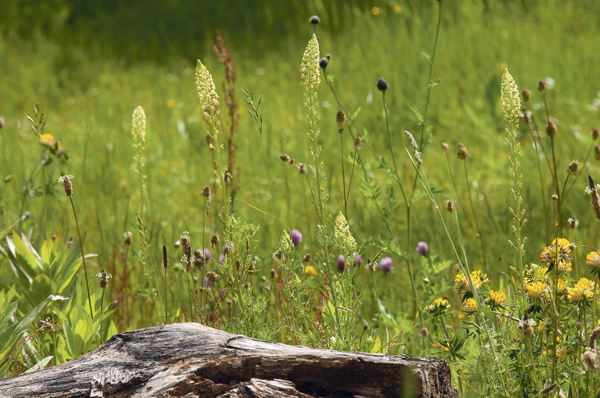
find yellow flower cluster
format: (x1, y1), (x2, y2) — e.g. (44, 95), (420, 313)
(586, 251), (600, 269)
(39, 133), (56, 147)
(195, 60), (221, 123)
(462, 298), (477, 312)
(486, 290), (507, 306)
(303, 265), (318, 276)
(424, 297), (450, 316)
(567, 278), (596, 303)
(540, 238), (572, 272)
(454, 270), (489, 293)
(526, 281), (547, 299)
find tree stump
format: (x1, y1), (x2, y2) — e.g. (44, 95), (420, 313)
(0, 323), (458, 398)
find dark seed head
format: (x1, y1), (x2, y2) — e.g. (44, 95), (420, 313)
(309, 15), (320, 24)
(376, 78), (389, 91)
(537, 79), (547, 93)
(522, 89), (531, 102)
(545, 121), (557, 138)
(319, 58), (328, 69)
(592, 127), (599, 141)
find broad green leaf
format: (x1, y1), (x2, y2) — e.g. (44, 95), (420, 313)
(24, 356), (53, 373)
(370, 335), (382, 353)
(408, 105), (424, 124)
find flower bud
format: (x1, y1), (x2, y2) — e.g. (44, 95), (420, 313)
(537, 79), (547, 92)
(546, 121), (557, 138)
(376, 78), (389, 91)
(593, 127), (599, 141)
(522, 89), (531, 102)
(457, 143), (468, 160)
(354, 136), (362, 150)
(319, 58), (328, 69)
(336, 109), (346, 132)
(309, 15), (320, 24)
(567, 160), (579, 175)
(302, 253), (312, 263)
(441, 142), (449, 154)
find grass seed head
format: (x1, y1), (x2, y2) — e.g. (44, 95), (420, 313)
(593, 127), (600, 140)
(588, 175), (600, 222)
(162, 245), (168, 268)
(58, 175), (74, 197)
(522, 89), (531, 102)
(354, 136), (362, 150)
(336, 109), (346, 132)
(123, 231), (133, 246)
(309, 15), (320, 24)
(211, 233), (220, 247)
(546, 121), (557, 137)
(537, 79), (547, 92)
(457, 142), (468, 160)
(441, 142), (449, 154)
(376, 77), (389, 91)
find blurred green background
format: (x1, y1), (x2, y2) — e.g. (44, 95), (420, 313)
(2, 0), (600, 329)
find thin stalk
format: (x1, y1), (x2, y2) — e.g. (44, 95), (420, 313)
(564, 141), (593, 199)
(164, 265), (168, 323)
(260, 130), (281, 242)
(463, 161), (488, 273)
(445, 156), (476, 232)
(526, 122), (550, 243)
(99, 288), (105, 343)
(341, 133), (347, 219)
(69, 197), (94, 320)
(201, 197), (207, 314)
(187, 274), (194, 320)
(550, 138), (561, 233)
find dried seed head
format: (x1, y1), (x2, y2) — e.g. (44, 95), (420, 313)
(211, 233), (220, 247)
(97, 270), (112, 289)
(584, 350), (597, 369)
(446, 200), (454, 212)
(180, 232), (191, 254)
(336, 109), (346, 132)
(590, 326), (600, 349)
(302, 253), (312, 263)
(457, 143), (468, 160)
(552, 194), (559, 201)
(595, 144), (600, 161)
(319, 57), (329, 69)
(376, 78), (389, 92)
(123, 231), (133, 246)
(518, 316), (535, 339)
(537, 79), (547, 92)
(0, 117), (4, 129)
(309, 15), (320, 24)
(522, 89), (531, 102)
(224, 170), (232, 184)
(354, 136), (362, 150)
(206, 271), (219, 283)
(568, 216), (579, 229)
(421, 327), (429, 337)
(162, 245), (168, 268)
(589, 175), (600, 222)
(58, 175), (74, 197)
(546, 121), (558, 138)
(202, 185), (211, 198)
(404, 131), (418, 150)
(593, 127), (600, 141)
(441, 142), (449, 154)
(298, 164), (307, 174)
(280, 153), (290, 163)
(567, 160), (579, 175)
(523, 108), (531, 124)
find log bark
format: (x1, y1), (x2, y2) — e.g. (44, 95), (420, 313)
(0, 323), (458, 398)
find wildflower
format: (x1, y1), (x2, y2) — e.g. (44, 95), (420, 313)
(519, 315), (535, 338)
(39, 133), (56, 147)
(180, 232), (191, 254)
(376, 78), (389, 92)
(302, 253), (312, 263)
(556, 347), (567, 360)
(538, 319), (549, 334)
(291, 229), (302, 245)
(537, 79), (547, 92)
(522, 89), (531, 102)
(354, 136), (362, 150)
(567, 277), (596, 303)
(595, 145), (600, 161)
(501, 69), (521, 126)
(203, 248), (213, 262)
(584, 350), (597, 369)
(540, 238), (571, 271)
(567, 160), (579, 175)
(593, 127), (600, 141)
(445, 200), (454, 212)
(424, 298), (450, 316)
(334, 212), (357, 257)
(423, 277), (430, 284)
(568, 216), (579, 229)
(206, 271), (219, 284)
(552, 194), (558, 200)
(167, 99), (177, 108)
(462, 298), (477, 312)
(304, 265), (318, 276)
(546, 121), (558, 138)
(416, 241), (428, 256)
(319, 58), (328, 69)
(441, 142), (449, 154)
(486, 290), (507, 306)
(309, 15), (320, 24)
(588, 175), (600, 222)
(421, 327), (429, 337)
(202, 185), (212, 214)
(219, 254), (225, 265)
(353, 254), (363, 265)
(337, 255), (347, 272)
(58, 175), (74, 197)
(123, 231), (133, 246)
(162, 245), (168, 268)
(336, 109), (346, 132)
(195, 60), (220, 121)
(586, 251), (600, 278)
(526, 281), (547, 299)
(454, 270), (488, 293)
(300, 35), (321, 92)
(379, 257), (393, 272)
(97, 270), (112, 288)
(457, 143), (468, 160)
(523, 108), (531, 124)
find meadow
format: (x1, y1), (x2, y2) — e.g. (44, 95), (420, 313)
(1, 1), (600, 396)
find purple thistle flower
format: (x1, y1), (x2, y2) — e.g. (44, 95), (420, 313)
(337, 255), (346, 272)
(204, 276), (214, 287)
(379, 257), (393, 272)
(203, 248), (213, 262)
(353, 253), (362, 265)
(219, 253), (225, 265)
(416, 241), (428, 256)
(291, 229), (302, 245)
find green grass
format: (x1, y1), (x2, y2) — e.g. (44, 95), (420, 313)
(2, 1), (600, 395)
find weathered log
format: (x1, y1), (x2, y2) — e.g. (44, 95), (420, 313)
(0, 323), (458, 398)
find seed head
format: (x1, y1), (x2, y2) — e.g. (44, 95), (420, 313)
(0, 117), (4, 129)
(501, 69), (521, 127)
(546, 121), (557, 138)
(123, 231), (133, 246)
(518, 315), (535, 339)
(337, 255), (346, 272)
(180, 232), (191, 254)
(595, 145), (600, 161)
(298, 164), (307, 174)
(589, 175), (600, 222)
(457, 143), (468, 160)
(522, 89), (531, 102)
(270, 268), (276, 278)
(58, 175), (74, 197)
(280, 153), (290, 163)
(552, 194), (559, 201)
(206, 271), (219, 284)
(376, 78), (389, 92)
(97, 270), (112, 289)
(584, 350), (597, 369)
(404, 131), (418, 150)
(319, 58), (329, 69)
(336, 109), (346, 132)
(211, 233), (220, 247)
(302, 253), (312, 263)
(354, 136), (362, 150)
(326, 53), (331, 60)
(309, 15), (320, 24)
(421, 327), (429, 337)
(523, 107), (531, 124)
(568, 216), (579, 229)
(202, 185), (212, 214)
(446, 200), (454, 212)
(224, 170), (232, 184)
(567, 160), (579, 175)
(162, 245), (169, 268)
(537, 79), (547, 92)
(300, 35), (321, 92)
(590, 326), (600, 349)
(441, 142), (449, 154)
(593, 127), (600, 141)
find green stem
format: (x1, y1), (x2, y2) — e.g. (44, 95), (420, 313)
(463, 161), (488, 274)
(69, 197), (94, 320)
(341, 132), (347, 219)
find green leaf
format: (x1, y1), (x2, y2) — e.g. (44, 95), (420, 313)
(351, 107), (362, 122)
(24, 356), (53, 373)
(421, 51), (432, 66)
(408, 105), (424, 124)
(370, 335), (382, 353)
(428, 79), (441, 88)
(0, 218), (22, 242)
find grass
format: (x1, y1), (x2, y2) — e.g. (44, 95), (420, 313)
(2, 1), (600, 396)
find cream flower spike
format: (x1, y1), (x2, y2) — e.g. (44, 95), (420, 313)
(501, 68), (521, 127)
(300, 34), (321, 92)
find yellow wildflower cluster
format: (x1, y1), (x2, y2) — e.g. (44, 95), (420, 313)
(454, 270), (489, 293)
(567, 278), (596, 303)
(39, 133), (56, 147)
(526, 281), (547, 299)
(462, 298), (477, 312)
(424, 298), (450, 316)
(540, 238), (572, 272)
(303, 265), (318, 276)
(586, 251), (600, 278)
(486, 290), (507, 306)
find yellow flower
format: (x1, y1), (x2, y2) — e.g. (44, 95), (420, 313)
(303, 265), (318, 276)
(300, 34), (321, 93)
(393, 5), (403, 14)
(424, 298), (450, 316)
(526, 281), (547, 298)
(567, 277), (596, 303)
(540, 238), (571, 264)
(557, 279), (569, 293)
(371, 6), (380, 15)
(487, 290), (507, 306)
(537, 319), (547, 333)
(167, 99), (178, 108)
(557, 347), (567, 360)
(454, 270), (489, 293)
(39, 133), (56, 147)
(586, 251), (600, 268)
(462, 298), (478, 312)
